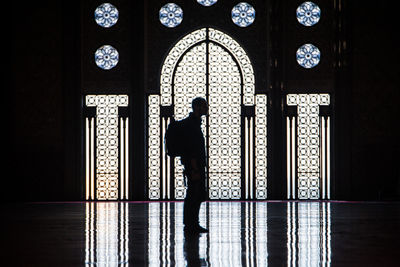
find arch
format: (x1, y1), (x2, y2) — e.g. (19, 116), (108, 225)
(160, 28), (255, 106)
(148, 27), (266, 200)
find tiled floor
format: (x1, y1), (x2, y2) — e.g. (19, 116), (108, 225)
(3, 201), (400, 266)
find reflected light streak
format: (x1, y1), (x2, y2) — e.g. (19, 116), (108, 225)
(147, 202), (270, 267)
(286, 202), (331, 267)
(84, 201), (332, 266)
(85, 202), (129, 266)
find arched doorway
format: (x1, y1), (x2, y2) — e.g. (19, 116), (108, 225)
(148, 28), (267, 200)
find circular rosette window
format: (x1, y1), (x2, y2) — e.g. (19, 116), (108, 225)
(95, 45), (119, 70)
(94, 3), (119, 28)
(159, 3), (183, 28)
(231, 2), (256, 27)
(296, 1), (321, 26)
(197, 0), (218, 7)
(296, 44), (320, 69)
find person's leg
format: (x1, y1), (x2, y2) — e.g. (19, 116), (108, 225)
(184, 170), (208, 232)
(184, 193), (196, 227)
(184, 176), (197, 227)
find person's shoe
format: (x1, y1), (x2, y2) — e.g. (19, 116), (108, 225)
(184, 225), (209, 234)
(194, 225), (208, 233)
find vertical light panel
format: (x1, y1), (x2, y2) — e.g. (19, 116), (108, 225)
(125, 118), (129, 200)
(286, 117), (291, 199)
(291, 118), (296, 199)
(327, 117), (331, 199)
(249, 117), (254, 199)
(286, 94), (330, 199)
(86, 118), (90, 200)
(245, 118), (249, 199)
(118, 117), (129, 200)
(120, 118), (125, 200)
(148, 95), (161, 199)
(321, 117), (326, 199)
(86, 95), (129, 200)
(160, 117), (172, 200)
(161, 118), (166, 200)
(166, 118), (170, 199)
(255, 94), (267, 199)
(90, 118), (95, 199)
(85, 118), (96, 200)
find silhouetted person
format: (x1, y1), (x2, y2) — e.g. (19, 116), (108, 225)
(181, 97), (208, 233)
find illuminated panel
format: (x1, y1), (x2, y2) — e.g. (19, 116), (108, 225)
(86, 95), (128, 200)
(173, 42), (207, 199)
(287, 94), (330, 199)
(255, 94), (267, 199)
(209, 28), (255, 106)
(208, 42), (241, 199)
(160, 28), (207, 106)
(148, 95), (161, 199)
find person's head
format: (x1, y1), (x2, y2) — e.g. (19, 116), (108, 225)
(192, 97), (208, 117)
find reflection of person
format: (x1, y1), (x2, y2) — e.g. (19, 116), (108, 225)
(184, 233), (201, 267)
(181, 97), (208, 233)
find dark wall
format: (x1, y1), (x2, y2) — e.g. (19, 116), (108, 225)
(10, 1), (77, 201)
(8, 0), (399, 201)
(347, 0), (400, 200)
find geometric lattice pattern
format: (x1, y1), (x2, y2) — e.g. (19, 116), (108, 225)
(209, 28), (255, 106)
(86, 95), (128, 200)
(160, 29), (207, 106)
(150, 28), (262, 200)
(208, 42), (241, 199)
(255, 94), (267, 199)
(148, 95), (161, 199)
(287, 94), (330, 199)
(173, 42), (207, 199)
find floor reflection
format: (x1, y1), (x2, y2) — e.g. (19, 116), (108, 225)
(84, 201), (331, 266)
(148, 202), (269, 266)
(147, 201), (331, 266)
(287, 202), (331, 267)
(85, 202), (129, 266)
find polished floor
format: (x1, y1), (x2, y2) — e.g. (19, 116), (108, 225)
(3, 201), (400, 266)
